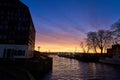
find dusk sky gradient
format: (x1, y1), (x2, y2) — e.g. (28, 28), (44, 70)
(21, 0), (120, 52)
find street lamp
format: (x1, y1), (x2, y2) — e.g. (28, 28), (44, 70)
(38, 46), (40, 52)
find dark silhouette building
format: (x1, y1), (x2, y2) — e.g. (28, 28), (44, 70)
(0, 0), (36, 58)
(107, 44), (120, 55)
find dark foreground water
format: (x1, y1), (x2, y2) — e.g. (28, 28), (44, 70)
(42, 55), (120, 80)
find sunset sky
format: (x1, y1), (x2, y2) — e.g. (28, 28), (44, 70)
(21, 0), (120, 52)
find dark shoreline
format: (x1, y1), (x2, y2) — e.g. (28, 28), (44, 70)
(0, 57), (53, 80)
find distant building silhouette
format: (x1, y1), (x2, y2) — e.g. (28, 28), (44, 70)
(0, 0), (36, 58)
(107, 44), (120, 55)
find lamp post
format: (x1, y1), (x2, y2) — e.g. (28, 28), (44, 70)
(75, 47), (77, 53)
(38, 46), (40, 52)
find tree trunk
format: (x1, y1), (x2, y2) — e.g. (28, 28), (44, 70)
(93, 47), (97, 53)
(100, 47), (103, 54)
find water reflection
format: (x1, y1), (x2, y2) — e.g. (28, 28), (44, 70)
(43, 55), (120, 80)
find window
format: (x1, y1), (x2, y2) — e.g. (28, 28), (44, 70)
(16, 50), (25, 56)
(5, 49), (25, 57)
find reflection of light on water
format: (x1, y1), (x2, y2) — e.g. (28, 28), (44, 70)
(46, 55), (120, 80)
(51, 55), (84, 80)
(88, 63), (97, 77)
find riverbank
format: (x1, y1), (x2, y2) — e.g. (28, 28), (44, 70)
(58, 53), (113, 62)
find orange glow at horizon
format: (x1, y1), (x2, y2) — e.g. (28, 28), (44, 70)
(34, 31), (85, 52)
(34, 33), (104, 53)
(35, 41), (102, 53)
(35, 42), (82, 52)
(34, 29), (103, 53)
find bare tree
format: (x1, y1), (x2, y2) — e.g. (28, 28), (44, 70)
(80, 42), (86, 53)
(80, 41), (92, 53)
(86, 41), (92, 53)
(86, 32), (98, 53)
(86, 30), (113, 54)
(96, 30), (113, 53)
(111, 19), (120, 44)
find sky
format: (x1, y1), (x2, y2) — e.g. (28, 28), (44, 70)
(21, 0), (120, 52)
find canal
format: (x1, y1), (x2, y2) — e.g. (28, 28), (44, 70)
(42, 55), (120, 80)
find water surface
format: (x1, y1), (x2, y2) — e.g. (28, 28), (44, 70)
(43, 55), (120, 80)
